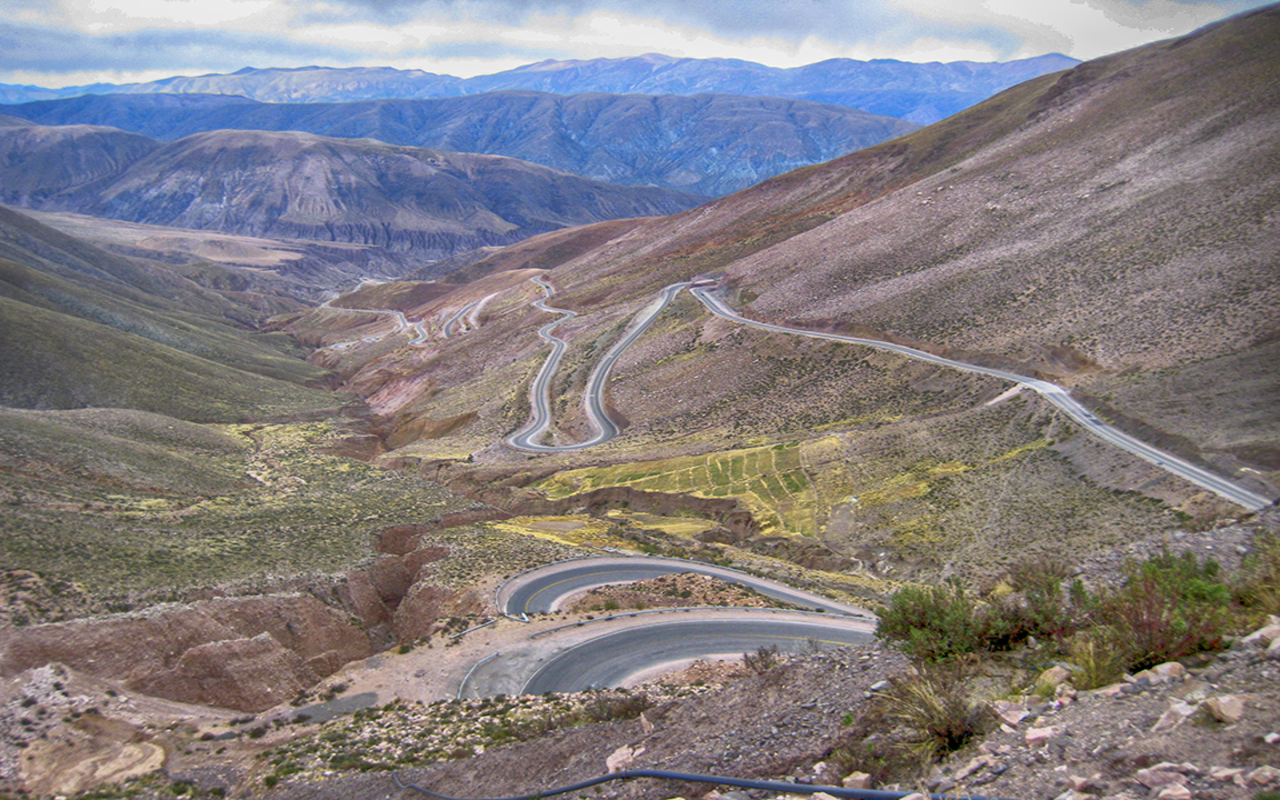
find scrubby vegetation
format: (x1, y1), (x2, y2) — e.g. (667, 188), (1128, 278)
(875, 548), (1244, 675)
(257, 688), (694, 787)
(847, 541), (1276, 784)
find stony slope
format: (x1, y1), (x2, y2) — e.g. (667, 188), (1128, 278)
(3, 92), (917, 196)
(302, 7), (1279, 579)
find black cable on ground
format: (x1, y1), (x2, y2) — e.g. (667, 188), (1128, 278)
(392, 768), (1016, 800)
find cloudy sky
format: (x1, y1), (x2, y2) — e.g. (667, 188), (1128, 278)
(2, 0), (1272, 88)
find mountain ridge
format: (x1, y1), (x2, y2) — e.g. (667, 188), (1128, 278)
(0, 53), (1077, 125)
(0, 122), (704, 270)
(2, 91), (918, 197)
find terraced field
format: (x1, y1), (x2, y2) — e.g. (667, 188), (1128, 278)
(537, 442), (820, 536)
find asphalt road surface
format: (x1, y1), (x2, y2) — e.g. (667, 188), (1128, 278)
(689, 286), (1273, 511)
(506, 279), (687, 452)
(499, 556), (873, 618)
(520, 616), (875, 694)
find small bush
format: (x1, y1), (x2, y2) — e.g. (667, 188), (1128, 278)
(1008, 557), (1077, 641)
(876, 581), (987, 661)
(1066, 630), (1126, 690)
(1092, 549), (1230, 671)
(742, 644), (781, 674)
(876, 667), (991, 762)
(1234, 532), (1280, 623)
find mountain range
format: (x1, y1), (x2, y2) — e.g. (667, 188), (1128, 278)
(1, 92), (918, 197)
(0, 52), (1077, 125)
(0, 8), (1278, 798)
(0, 118), (702, 268)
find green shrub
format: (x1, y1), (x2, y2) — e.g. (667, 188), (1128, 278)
(1234, 532), (1280, 623)
(1092, 549), (1230, 671)
(1066, 630), (1127, 690)
(876, 581), (988, 661)
(1007, 557), (1077, 641)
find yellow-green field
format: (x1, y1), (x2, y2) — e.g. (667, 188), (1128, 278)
(536, 441), (820, 536)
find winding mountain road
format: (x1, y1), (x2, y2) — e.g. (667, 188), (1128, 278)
(520, 615), (874, 694)
(457, 607), (877, 698)
(688, 286), (1274, 512)
(499, 276), (1270, 510)
(506, 279), (688, 452)
(497, 556), (874, 619)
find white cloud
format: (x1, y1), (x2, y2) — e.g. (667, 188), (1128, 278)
(56, 0), (294, 34)
(888, 0), (1234, 60)
(2, 0), (1269, 87)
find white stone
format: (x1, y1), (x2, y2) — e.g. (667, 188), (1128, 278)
(1156, 785), (1192, 800)
(1151, 699), (1196, 732)
(841, 772), (872, 790)
(954, 755), (995, 780)
(1037, 665), (1072, 689)
(1025, 725), (1063, 747)
(1249, 765), (1280, 785)
(993, 700), (1031, 726)
(1202, 694), (1245, 724)
(1209, 767), (1244, 781)
(1242, 623), (1280, 647)
(1136, 767), (1187, 789)
(606, 744), (645, 772)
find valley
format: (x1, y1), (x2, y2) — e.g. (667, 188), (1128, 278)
(2, 6), (1279, 799)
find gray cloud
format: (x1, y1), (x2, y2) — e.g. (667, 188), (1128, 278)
(0, 22), (363, 78)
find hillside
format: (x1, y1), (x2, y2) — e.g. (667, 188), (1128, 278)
(0, 205), (338, 420)
(2, 13), (1280, 800)
(295, 6), (1279, 580)
(0, 53), (1077, 125)
(0, 124), (703, 265)
(2, 92), (918, 197)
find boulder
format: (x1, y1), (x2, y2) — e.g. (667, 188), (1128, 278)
(1201, 694), (1245, 724)
(200, 595), (371, 674)
(1036, 665), (1072, 691)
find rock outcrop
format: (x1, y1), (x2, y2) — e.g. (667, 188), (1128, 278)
(0, 594), (371, 712)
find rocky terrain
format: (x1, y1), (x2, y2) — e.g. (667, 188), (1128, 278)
(2, 92), (918, 197)
(0, 52), (1077, 125)
(3, 520), (1276, 799)
(1, 9), (1278, 800)
(281, 7), (1280, 584)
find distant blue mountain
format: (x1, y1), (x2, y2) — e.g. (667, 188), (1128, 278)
(0, 53), (1077, 125)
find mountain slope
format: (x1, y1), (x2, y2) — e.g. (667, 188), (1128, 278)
(0, 54), (1075, 125)
(3, 92), (917, 197)
(306, 6), (1279, 577)
(0, 125), (704, 262)
(0, 205), (337, 420)
(0, 116), (156, 207)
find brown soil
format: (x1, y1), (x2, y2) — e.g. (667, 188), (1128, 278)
(566, 573), (780, 613)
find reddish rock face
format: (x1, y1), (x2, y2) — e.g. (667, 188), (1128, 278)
(136, 632), (316, 712)
(0, 594), (372, 712)
(392, 584), (484, 644)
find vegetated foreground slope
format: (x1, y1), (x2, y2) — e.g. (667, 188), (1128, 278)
(0, 123), (704, 270)
(312, 7), (1279, 579)
(0, 205), (338, 421)
(2, 91), (919, 197)
(0, 52), (1077, 125)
